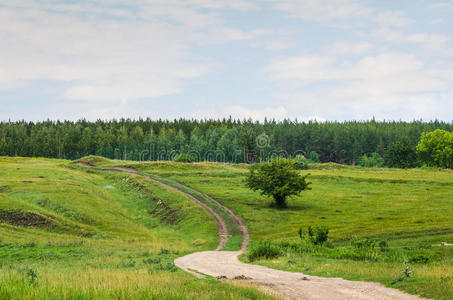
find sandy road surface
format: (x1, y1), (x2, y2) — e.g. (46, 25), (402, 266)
(175, 251), (426, 300)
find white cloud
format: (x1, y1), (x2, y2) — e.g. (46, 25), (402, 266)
(225, 105), (288, 121)
(373, 29), (449, 47)
(269, 0), (372, 21)
(265, 52), (452, 111)
(406, 33), (449, 44)
(430, 2), (453, 10)
(188, 0), (259, 11)
(0, 0), (266, 102)
(329, 42), (373, 54)
(375, 11), (414, 27)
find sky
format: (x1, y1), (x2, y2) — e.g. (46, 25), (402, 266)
(1, 0), (453, 122)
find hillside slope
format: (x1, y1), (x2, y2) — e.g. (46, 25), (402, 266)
(0, 157), (277, 300)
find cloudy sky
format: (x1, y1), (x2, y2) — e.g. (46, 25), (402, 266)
(1, 0), (453, 122)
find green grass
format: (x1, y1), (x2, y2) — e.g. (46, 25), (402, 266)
(125, 160), (453, 300)
(0, 157), (277, 300)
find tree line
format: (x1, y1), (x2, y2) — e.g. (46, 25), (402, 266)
(0, 118), (452, 166)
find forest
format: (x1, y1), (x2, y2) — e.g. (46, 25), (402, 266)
(1, 118), (452, 165)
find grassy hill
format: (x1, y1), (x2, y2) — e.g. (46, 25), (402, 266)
(119, 160), (453, 300)
(0, 157), (276, 300)
(2, 156), (453, 299)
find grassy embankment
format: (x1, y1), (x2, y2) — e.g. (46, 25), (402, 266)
(0, 157), (277, 300)
(123, 160), (453, 300)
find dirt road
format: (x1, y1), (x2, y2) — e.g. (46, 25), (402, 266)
(175, 251), (425, 300)
(79, 163), (426, 300)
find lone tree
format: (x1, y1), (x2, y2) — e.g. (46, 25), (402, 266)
(245, 158), (311, 208)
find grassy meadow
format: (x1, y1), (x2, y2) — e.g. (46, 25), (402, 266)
(121, 160), (453, 300)
(0, 157), (277, 300)
(1, 156), (453, 299)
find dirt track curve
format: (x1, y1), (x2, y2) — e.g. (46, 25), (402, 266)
(78, 163), (427, 300)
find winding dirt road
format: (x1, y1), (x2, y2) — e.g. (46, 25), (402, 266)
(79, 163), (427, 300)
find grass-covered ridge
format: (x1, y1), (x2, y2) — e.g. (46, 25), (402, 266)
(0, 157), (277, 300)
(124, 160), (453, 300)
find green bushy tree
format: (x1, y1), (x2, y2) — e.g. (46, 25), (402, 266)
(245, 158), (311, 208)
(358, 152), (384, 167)
(385, 138), (418, 168)
(416, 129), (453, 168)
(294, 155), (310, 170)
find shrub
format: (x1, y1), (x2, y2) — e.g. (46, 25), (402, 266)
(143, 257), (161, 265)
(309, 151), (320, 163)
(299, 226), (329, 245)
(248, 240), (282, 262)
(409, 253), (430, 264)
(159, 248), (170, 255)
(416, 129), (453, 168)
(358, 152), (384, 167)
(294, 155), (310, 170)
(351, 239), (380, 261)
(26, 268), (38, 285)
(154, 262), (178, 272)
(173, 153), (195, 163)
(379, 240), (389, 252)
(385, 138), (418, 168)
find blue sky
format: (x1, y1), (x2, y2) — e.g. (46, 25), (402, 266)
(1, 0), (453, 122)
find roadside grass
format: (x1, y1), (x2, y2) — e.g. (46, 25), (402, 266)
(0, 156), (277, 300)
(126, 160), (453, 300)
(141, 173), (243, 251)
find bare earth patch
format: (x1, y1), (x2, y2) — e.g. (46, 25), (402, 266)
(0, 210), (50, 227)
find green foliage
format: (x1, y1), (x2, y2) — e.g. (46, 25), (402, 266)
(248, 240), (282, 262)
(309, 151), (320, 163)
(245, 158), (311, 208)
(416, 129), (453, 168)
(392, 264), (414, 285)
(351, 239), (380, 261)
(1, 119), (452, 165)
(408, 253), (430, 264)
(294, 155), (310, 170)
(173, 153), (195, 163)
(358, 152), (384, 167)
(299, 226), (329, 245)
(385, 138), (418, 168)
(26, 268), (38, 285)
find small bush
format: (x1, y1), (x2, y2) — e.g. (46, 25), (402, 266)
(154, 262), (178, 272)
(379, 240), (389, 252)
(309, 151), (320, 163)
(358, 152), (384, 167)
(354, 239), (379, 259)
(26, 268), (38, 285)
(409, 253), (430, 264)
(119, 259), (136, 268)
(159, 248), (170, 255)
(173, 153), (195, 163)
(143, 257), (161, 265)
(300, 226), (329, 245)
(248, 240), (282, 262)
(294, 155), (310, 170)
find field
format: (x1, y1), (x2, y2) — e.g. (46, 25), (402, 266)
(121, 160), (453, 299)
(1, 156), (453, 299)
(0, 157), (277, 300)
